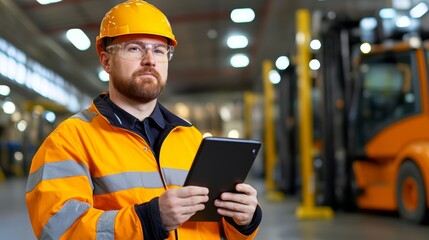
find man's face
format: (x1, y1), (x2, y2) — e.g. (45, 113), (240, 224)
(102, 34), (170, 103)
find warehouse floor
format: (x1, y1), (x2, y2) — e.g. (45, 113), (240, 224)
(1, 178), (428, 240)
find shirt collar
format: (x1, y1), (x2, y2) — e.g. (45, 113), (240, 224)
(106, 97), (165, 130)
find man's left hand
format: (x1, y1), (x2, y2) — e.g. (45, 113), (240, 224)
(214, 183), (258, 226)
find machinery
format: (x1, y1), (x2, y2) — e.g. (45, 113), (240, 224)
(311, 11), (429, 224)
(349, 39), (429, 223)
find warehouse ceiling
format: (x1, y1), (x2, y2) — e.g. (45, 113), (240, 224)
(0, 0), (394, 101)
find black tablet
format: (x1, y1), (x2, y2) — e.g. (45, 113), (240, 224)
(184, 136), (261, 221)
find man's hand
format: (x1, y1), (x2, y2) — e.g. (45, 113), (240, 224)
(214, 183), (258, 226)
(159, 186), (209, 231)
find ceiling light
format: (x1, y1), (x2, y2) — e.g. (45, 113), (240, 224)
(360, 42), (372, 54)
(410, 2), (428, 18)
(66, 28), (91, 51)
(310, 39), (322, 50)
(230, 54), (249, 68)
(275, 56), (290, 70)
(309, 59), (320, 71)
(36, 0), (62, 5)
(98, 69), (109, 82)
(207, 29), (218, 39)
(395, 15), (411, 28)
(44, 111), (56, 123)
(0, 85), (10, 96)
(379, 8), (396, 19)
(230, 8), (255, 23)
(360, 17), (377, 31)
(393, 0), (411, 10)
(269, 70), (281, 84)
(227, 35), (248, 49)
(3, 101), (16, 114)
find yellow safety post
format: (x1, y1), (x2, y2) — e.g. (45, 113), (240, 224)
(295, 9), (333, 219)
(262, 60), (285, 201)
(243, 91), (255, 139)
(0, 167), (5, 181)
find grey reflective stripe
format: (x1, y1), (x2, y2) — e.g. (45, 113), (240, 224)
(71, 109), (97, 122)
(26, 160), (93, 193)
(163, 168), (188, 186)
(93, 171), (164, 195)
(93, 168), (189, 195)
(39, 199), (90, 240)
(96, 210), (118, 240)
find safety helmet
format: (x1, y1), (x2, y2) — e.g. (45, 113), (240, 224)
(96, 0), (177, 56)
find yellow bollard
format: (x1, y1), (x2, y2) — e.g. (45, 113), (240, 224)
(0, 167), (5, 181)
(262, 60), (285, 201)
(295, 9), (333, 219)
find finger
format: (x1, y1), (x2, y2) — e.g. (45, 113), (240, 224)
(235, 183), (257, 196)
(181, 195), (209, 207)
(219, 192), (257, 206)
(214, 199), (250, 213)
(176, 186), (209, 198)
(217, 208), (252, 225)
(181, 203), (206, 215)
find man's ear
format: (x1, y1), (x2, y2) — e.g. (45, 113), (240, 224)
(100, 52), (111, 73)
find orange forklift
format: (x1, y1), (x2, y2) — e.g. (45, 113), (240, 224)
(313, 14), (429, 224)
(349, 39), (429, 223)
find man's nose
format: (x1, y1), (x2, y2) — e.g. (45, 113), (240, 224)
(142, 49), (156, 65)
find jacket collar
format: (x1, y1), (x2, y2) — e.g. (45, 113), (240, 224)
(92, 92), (192, 128)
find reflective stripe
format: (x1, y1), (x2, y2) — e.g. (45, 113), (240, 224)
(93, 168), (189, 195)
(163, 168), (188, 186)
(71, 109), (97, 122)
(39, 199), (90, 240)
(26, 160), (93, 193)
(96, 210), (118, 240)
(93, 171), (164, 195)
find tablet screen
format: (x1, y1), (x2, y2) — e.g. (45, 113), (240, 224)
(184, 137), (261, 221)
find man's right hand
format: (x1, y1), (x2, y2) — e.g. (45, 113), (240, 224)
(159, 186), (209, 231)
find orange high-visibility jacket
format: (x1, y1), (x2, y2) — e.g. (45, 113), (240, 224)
(26, 95), (259, 240)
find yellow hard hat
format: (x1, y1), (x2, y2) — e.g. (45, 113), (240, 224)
(96, 0), (177, 56)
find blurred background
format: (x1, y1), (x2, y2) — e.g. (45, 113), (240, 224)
(1, 0), (429, 239)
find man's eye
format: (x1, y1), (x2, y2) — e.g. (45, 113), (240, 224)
(153, 47), (167, 55)
(126, 45), (143, 52)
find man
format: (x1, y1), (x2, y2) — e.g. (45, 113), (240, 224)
(25, 0), (262, 239)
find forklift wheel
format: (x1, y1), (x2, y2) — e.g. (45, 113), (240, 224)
(396, 161), (429, 224)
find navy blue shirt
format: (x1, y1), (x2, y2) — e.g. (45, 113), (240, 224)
(106, 98), (165, 158)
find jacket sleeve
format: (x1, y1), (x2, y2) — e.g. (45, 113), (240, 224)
(222, 204), (262, 240)
(25, 130), (147, 240)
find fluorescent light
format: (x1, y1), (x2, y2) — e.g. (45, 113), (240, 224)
(393, 0), (411, 10)
(395, 15), (411, 28)
(410, 2), (428, 18)
(227, 35), (248, 49)
(230, 54), (249, 68)
(379, 8), (396, 19)
(37, 0), (62, 5)
(66, 28), (91, 51)
(230, 8), (255, 23)
(360, 17), (377, 30)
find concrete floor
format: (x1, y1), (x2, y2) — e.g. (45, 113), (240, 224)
(1, 177), (428, 240)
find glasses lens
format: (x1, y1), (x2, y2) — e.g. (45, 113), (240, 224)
(116, 42), (172, 62)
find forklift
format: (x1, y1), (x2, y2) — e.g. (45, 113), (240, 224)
(313, 12), (429, 224)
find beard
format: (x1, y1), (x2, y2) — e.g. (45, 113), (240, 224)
(111, 67), (166, 103)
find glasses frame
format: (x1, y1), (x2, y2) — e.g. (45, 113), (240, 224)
(105, 41), (174, 62)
